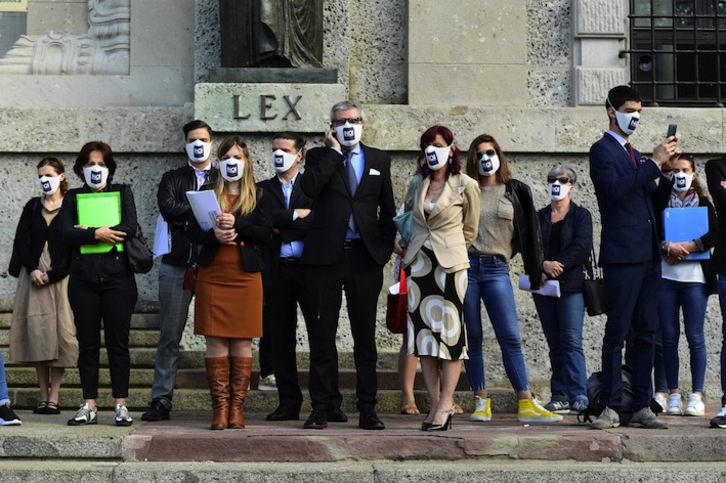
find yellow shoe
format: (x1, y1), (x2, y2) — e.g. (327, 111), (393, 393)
(517, 398), (564, 423)
(469, 396), (492, 422)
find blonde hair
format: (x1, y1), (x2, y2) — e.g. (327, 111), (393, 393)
(215, 136), (257, 215)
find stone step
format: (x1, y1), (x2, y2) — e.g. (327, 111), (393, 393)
(7, 387), (519, 414)
(0, 311), (160, 330)
(1, 347), (204, 368)
(0, 329), (160, 348)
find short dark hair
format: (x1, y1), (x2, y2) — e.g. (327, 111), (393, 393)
(37, 156), (69, 194)
(73, 141), (116, 182)
(606, 85), (641, 111)
(183, 120), (213, 140)
(273, 132), (307, 154)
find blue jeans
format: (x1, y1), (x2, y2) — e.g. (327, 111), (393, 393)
(533, 292), (588, 404)
(151, 263), (193, 403)
(658, 278), (708, 393)
(463, 255), (529, 393)
(0, 352), (9, 405)
(717, 275), (726, 405)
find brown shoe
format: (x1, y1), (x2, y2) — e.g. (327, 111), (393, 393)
(205, 356), (230, 430)
(228, 356), (252, 429)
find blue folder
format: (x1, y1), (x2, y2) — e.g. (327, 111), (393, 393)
(662, 206), (710, 260)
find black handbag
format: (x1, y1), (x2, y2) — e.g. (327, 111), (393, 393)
(583, 246), (605, 316)
(125, 224), (154, 274)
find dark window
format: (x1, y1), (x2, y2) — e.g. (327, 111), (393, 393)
(630, 0), (726, 106)
(0, 12), (27, 57)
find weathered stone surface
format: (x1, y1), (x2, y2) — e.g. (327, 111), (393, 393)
(574, 0), (626, 36)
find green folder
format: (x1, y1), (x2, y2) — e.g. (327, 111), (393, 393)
(77, 192), (124, 254)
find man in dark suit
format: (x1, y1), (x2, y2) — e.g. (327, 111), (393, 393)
(705, 157), (726, 428)
(299, 101), (396, 430)
(257, 132), (314, 421)
(589, 85), (680, 430)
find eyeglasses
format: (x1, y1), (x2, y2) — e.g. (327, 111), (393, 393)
(331, 117), (363, 127)
(478, 149), (496, 157)
(547, 176), (570, 184)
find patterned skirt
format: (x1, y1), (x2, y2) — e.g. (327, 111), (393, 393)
(406, 245), (468, 360)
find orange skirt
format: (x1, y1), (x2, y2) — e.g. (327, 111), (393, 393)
(194, 244), (263, 338)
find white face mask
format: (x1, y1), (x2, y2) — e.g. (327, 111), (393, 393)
(548, 182), (570, 201)
(608, 98), (640, 135)
(477, 152), (500, 177)
(335, 122), (363, 147)
(424, 145), (451, 171)
(272, 149), (298, 173)
(39, 175), (61, 196)
(673, 172), (693, 192)
(186, 140), (212, 164)
(83, 166), (109, 189)
(220, 158), (244, 182)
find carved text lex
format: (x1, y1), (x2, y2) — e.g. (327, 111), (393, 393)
(233, 95), (303, 121)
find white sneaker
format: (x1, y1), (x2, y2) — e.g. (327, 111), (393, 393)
(258, 374), (277, 391)
(666, 393), (683, 415)
(684, 393), (705, 416)
(67, 402), (98, 426)
(654, 392), (668, 412)
(709, 404), (726, 428)
(114, 404), (133, 427)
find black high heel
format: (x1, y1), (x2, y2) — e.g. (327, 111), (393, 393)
(423, 407), (453, 432)
(421, 411), (432, 431)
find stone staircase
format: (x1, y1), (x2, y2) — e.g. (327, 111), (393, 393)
(1, 302), (526, 414)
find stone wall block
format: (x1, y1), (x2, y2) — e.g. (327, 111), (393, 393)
(574, 0), (626, 37)
(576, 66), (627, 105)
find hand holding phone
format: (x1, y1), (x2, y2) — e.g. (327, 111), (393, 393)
(667, 124), (678, 138)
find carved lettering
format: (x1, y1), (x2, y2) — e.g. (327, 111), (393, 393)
(233, 95), (251, 120)
(282, 95), (303, 120)
(260, 94), (277, 120)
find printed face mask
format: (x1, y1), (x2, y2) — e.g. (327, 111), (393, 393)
(477, 152), (500, 176)
(424, 145), (451, 171)
(83, 166), (109, 189)
(220, 158), (244, 182)
(334, 122), (363, 147)
(186, 140), (212, 164)
(39, 175), (61, 195)
(607, 98), (640, 135)
(548, 182), (570, 201)
(272, 149), (297, 173)
(673, 172), (693, 192)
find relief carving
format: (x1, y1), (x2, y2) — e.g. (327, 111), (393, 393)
(0, 0), (130, 75)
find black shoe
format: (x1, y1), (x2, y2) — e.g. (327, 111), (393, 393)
(327, 407), (348, 422)
(303, 408), (328, 429)
(358, 409), (385, 430)
(141, 399), (171, 422)
(266, 405), (300, 421)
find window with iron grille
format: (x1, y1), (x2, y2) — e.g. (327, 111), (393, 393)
(630, 0), (726, 106)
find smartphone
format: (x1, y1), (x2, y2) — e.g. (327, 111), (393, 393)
(666, 124), (677, 137)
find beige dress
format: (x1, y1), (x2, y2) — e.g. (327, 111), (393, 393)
(10, 208), (77, 367)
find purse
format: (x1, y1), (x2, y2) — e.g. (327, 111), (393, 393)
(386, 267), (408, 334)
(183, 263), (199, 294)
(583, 246), (605, 316)
(393, 175), (419, 245)
(124, 224), (154, 274)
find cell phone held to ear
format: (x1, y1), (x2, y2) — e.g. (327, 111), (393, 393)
(666, 124), (677, 138)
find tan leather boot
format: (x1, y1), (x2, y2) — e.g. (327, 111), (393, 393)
(205, 356), (230, 430)
(228, 356), (252, 429)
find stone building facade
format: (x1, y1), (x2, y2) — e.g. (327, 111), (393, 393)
(0, 0), (723, 393)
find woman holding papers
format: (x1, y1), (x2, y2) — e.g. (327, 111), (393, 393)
(57, 141), (138, 427)
(656, 155), (717, 417)
(399, 125), (480, 431)
(186, 135), (272, 430)
(532, 165), (592, 415)
(462, 134), (562, 424)
(9, 157), (77, 415)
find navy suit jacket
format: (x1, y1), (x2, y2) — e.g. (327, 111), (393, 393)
(589, 132), (670, 266)
(300, 143), (396, 266)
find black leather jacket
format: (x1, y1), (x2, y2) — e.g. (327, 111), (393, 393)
(505, 179), (544, 289)
(156, 164), (218, 267)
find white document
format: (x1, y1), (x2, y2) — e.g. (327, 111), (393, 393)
(518, 274), (561, 298)
(152, 214), (171, 258)
(186, 190), (222, 231)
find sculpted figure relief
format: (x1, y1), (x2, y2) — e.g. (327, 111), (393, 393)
(0, 0), (130, 75)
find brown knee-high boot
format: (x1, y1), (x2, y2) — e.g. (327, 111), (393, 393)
(205, 356), (230, 430)
(228, 356), (252, 429)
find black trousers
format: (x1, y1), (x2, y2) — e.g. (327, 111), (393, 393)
(303, 245), (383, 412)
(68, 273), (138, 400)
(267, 261), (316, 409)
